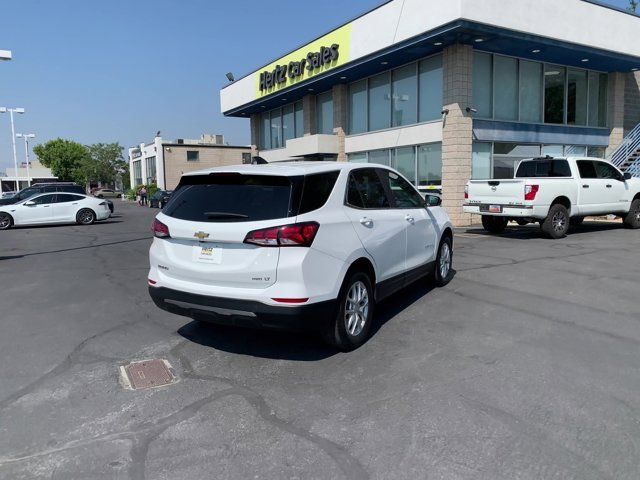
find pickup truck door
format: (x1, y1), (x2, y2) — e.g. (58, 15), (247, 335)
(593, 161), (629, 213)
(576, 160), (605, 215)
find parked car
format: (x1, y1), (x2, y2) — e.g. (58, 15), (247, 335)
(0, 182), (85, 206)
(148, 162), (454, 351)
(0, 192), (111, 230)
(93, 188), (120, 198)
(464, 156), (640, 238)
(1, 191), (16, 199)
(149, 190), (173, 209)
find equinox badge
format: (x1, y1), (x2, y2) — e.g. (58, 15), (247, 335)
(194, 231), (210, 241)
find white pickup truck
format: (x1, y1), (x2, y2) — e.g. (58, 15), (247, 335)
(464, 156), (640, 238)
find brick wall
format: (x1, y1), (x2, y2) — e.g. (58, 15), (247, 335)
(332, 84), (348, 161)
(441, 44), (474, 227)
(163, 146), (251, 190)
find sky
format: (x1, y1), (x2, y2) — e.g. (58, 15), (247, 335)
(0, 0), (634, 170)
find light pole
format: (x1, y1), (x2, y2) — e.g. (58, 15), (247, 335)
(0, 107), (25, 191)
(16, 133), (35, 187)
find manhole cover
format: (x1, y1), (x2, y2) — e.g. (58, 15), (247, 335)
(119, 359), (177, 390)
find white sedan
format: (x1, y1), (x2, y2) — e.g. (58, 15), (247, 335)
(0, 192), (111, 230)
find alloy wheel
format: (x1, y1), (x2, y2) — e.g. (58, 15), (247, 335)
(552, 211), (567, 232)
(79, 211), (93, 224)
(439, 242), (451, 279)
(344, 281), (369, 337)
(0, 216), (10, 229)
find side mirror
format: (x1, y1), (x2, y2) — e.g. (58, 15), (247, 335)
(425, 194), (442, 207)
(24, 201), (36, 206)
(624, 172), (633, 181)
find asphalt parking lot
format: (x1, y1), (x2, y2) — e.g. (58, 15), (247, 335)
(1, 202), (639, 480)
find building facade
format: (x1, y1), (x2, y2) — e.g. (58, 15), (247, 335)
(0, 161), (57, 193)
(220, 0), (640, 226)
(128, 134), (251, 190)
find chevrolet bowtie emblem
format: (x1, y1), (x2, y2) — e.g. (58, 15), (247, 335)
(194, 231), (210, 241)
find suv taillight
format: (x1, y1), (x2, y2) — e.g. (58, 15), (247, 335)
(152, 218), (170, 238)
(525, 185), (539, 201)
(244, 222), (319, 247)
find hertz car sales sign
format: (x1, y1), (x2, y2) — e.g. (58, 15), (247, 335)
(255, 24), (352, 99)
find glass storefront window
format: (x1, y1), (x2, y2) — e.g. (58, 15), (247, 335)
(316, 91), (334, 135)
(294, 101), (304, 137)
(368, 149), (390, 166)
(349, 79), (367, 134)
(392, 64), (418, 127)
(260, 114), (271, 150)
(587, 146), (606, 158)
(347, 152), (368, 163)
(567, 69), (588, 126)
(544, 65), (566, 124)
(419, 55), (443, 122)
(270, 108), (282, 148)
(494, 56), (518, 121)
(564, 145), (587, 156)
(369, 72), (391, 131)
(282, 104), (295, 143)
(472, 143), (492, 179)
(473, 52), (493, 118)
(393, 146), (416, 183)
(588, 72), (608, 127)
(493, 143), (541, 179)
(417, 143), (442, 186)
(519, 60), (542, 123)
(542, 145), (564, 156)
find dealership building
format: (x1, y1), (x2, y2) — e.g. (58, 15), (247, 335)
(220, 0), (640, 225)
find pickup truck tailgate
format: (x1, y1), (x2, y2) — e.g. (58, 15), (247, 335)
(467, 179), (525, 205)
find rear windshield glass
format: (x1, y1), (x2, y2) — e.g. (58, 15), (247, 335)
(516, 159), (571, 178)
(165, 174), (294, 223)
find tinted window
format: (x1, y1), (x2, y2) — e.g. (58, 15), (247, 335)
(31, 194), (56, 205)
(15, 187), (41, 201)
(577, 160), (598, 179)
(594, 162), (622, 180)
(298, 171), (339, 215)
(346, 169), (390, 209)
(381, 170), (425, 208)
(516, 159), (572, 178)
(165, 174), (294, 223)
(56, 194), (83, 203)
(56, 185), (84, 194)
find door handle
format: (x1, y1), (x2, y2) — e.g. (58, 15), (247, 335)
(606, 184), (612, 188)
(405, 214), (415, 224)
(72, 202), (78, 205)
(43, 205), (50, 208)
(582, 185), (590, 189)
(359, 217), (373, 227)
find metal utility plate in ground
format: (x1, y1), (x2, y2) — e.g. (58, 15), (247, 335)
(119, 359), (177, 390)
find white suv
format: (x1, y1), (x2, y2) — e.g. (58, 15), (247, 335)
(148, 162), (454, 350)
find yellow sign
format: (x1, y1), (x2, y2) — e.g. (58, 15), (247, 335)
(255, 23), (352, 99)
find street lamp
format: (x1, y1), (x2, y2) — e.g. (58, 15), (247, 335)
(16, 133), (35, 187)
(0, 107), (25, 191)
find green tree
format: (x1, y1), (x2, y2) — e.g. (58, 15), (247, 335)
(84, 143), (127, 185)
(630, 0), (638, 12)
(33, 138), (90, 183)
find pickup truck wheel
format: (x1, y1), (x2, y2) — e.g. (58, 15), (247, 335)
(623, 199), (640, 229)
(325, 271), (374, 352)
(542, 204), (569, 239)
(570, 217), (584, 227)
(481, 215), (507, 234)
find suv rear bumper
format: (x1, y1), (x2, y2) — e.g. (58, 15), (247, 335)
(149, 286), (336, 332)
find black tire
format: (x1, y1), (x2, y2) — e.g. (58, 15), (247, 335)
(433, 235), (453, 286)
(77, 209), (96, 225)
(623, 198), (640, 229)
(325, 271), (374, 352)
(481, 215), (508, 234)
(570, 217), (585, 227)
(541, 204), (569, 239)
(0, 213), (13, 230)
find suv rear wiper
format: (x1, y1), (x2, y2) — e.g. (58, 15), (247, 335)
(204, 212), (249, 219)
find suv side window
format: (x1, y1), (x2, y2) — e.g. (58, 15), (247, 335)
(379, 169), (425, 208)
(43, 186), (56, 193)
(31, 194), (57, 205)
(298, 171), (340, 214)
(577, 160), (598, 179)
(594, 161), (623, 181)
(346, 168), (391, 209)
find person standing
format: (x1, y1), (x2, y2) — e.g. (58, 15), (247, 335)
(139, 186), (148, 206)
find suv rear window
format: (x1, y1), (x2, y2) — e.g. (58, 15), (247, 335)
(297, 171), (339, 215)
(516, 159), (571, 178)
(165, 174), (296, 223)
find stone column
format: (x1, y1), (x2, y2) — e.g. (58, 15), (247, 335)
(606, 72), (626, 157)
(250, 113), (260, 157)
(302, 94), (317, 136)
(333, 84), (348, 161)
(441, 44), (474, 227)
